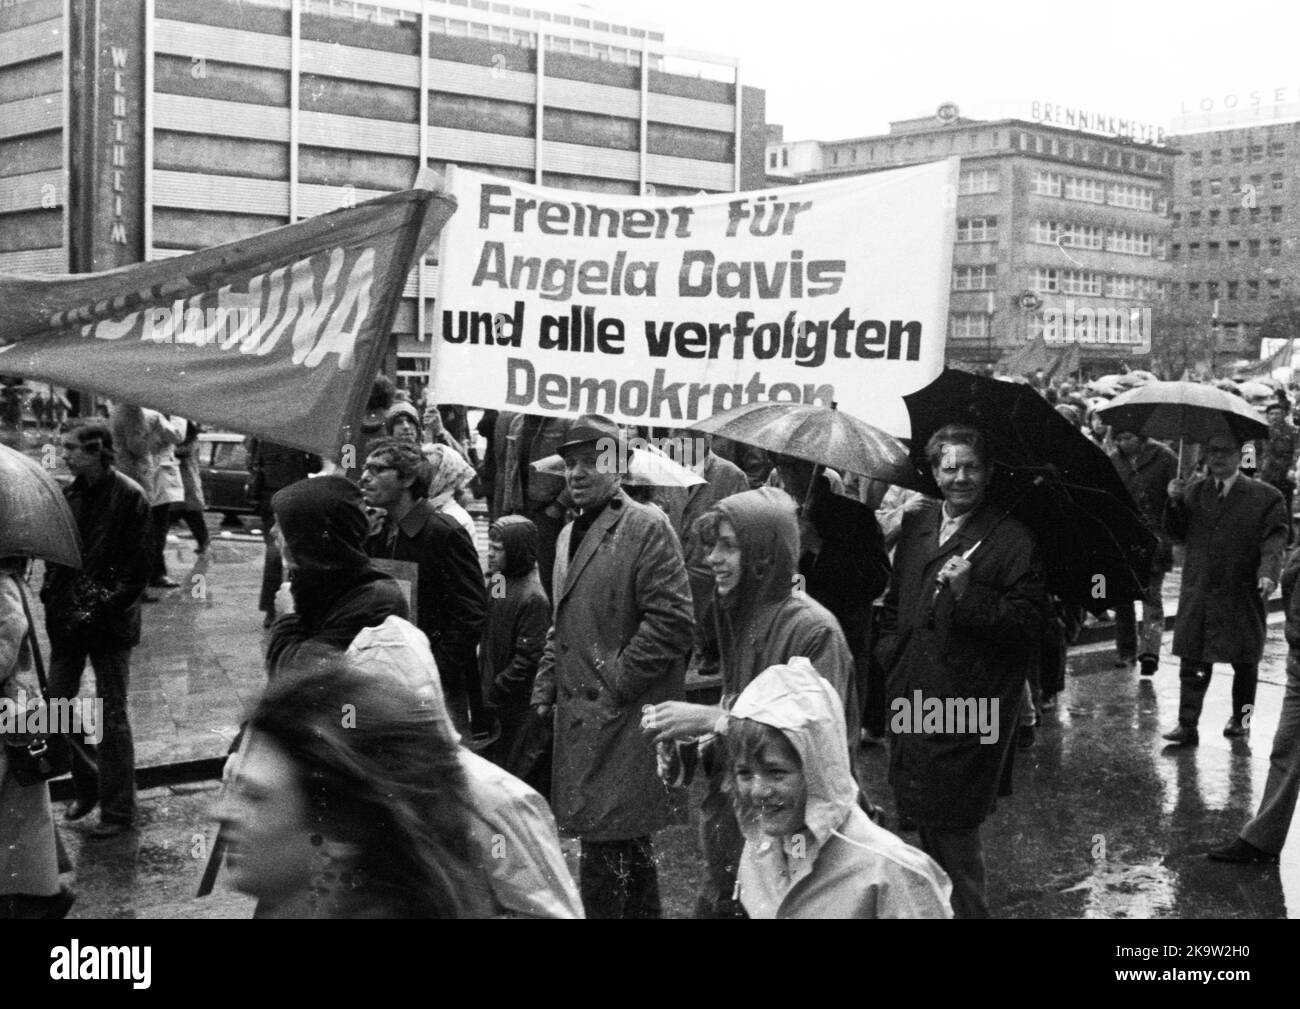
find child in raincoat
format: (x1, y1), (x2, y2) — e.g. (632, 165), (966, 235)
(726, 658), (953, 919)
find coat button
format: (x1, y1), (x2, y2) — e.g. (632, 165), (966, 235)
(560, 642), (570, 653)
(586, 688), (599, 701)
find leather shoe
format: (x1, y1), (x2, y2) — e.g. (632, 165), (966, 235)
(88, 820), (132, 840)
(150, 576), (181, 589)
(1113, 656), (1136, 669)
(1161, 725), (1199, 746)
(65, 798), (97, 822)
(1223, 716), (1249, 738)
(1139, 656), (1159, 676)
(1207, 837), (1278, 864)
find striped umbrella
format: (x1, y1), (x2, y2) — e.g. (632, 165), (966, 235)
(689, 402), (912, 484)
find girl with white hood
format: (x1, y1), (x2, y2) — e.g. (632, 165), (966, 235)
(726, 658), (953, 919)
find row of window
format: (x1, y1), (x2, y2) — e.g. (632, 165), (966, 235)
(1027, 268), (1163, 299)
(1173, 205), (1284, 226)
(1031, 171), (1157, 211)
(1187, 173), (1284, 197)
(1188, 142), (1286, 167)
(1028, 220), (1157, 255)
(954, 266), (1163, 299)
(1171, 237), (1284, 258)
(1174, 279), (1284, 300)
(826, 131), (1170, 173)
(951, 310), (1153, 342)
(955, 217), (1159, 257)
(1019, 133), (1167, 174)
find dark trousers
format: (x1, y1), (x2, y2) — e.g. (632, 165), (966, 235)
(172, 507), (209, 550)
(579, 836), (662, 919)
(694, 760), (747, 919)
(258, 504), (281, 613)
(1178, 659), (1258, 729)
(46, 640), (136, 825)
(917, 824), (988, 919)
(147, 504), (171, 582)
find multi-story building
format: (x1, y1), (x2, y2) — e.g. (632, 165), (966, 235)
(0, 0), (766, 386)
(1166, 121), (1300, 360)
(768, 113), (1175, 369)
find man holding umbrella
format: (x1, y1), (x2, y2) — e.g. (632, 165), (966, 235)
(876, 423), (1047, 918)
(1162, 430), (1288, 744)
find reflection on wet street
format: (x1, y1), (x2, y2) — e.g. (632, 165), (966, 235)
(915, 621), (1299, 918)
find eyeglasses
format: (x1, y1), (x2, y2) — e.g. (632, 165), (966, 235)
(61, 443), (83, 452)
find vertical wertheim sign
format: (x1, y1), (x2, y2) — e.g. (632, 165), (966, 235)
(70, 0), (143, 272)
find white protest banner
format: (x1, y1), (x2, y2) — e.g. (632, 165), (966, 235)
(432, 161), (957, 437)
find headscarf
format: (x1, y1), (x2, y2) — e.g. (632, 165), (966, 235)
(423, 442), (477, 512)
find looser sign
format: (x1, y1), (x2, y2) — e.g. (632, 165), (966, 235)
(432, 163), (957, 437)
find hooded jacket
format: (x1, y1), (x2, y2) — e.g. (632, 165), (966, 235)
(346, 618), (583, 918)
(480, 516), (550, 712)
(706, 488), (856, 718)
(729, 659), (953, 919)
(266, 476), (409, 672)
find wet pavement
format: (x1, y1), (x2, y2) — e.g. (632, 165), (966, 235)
(18, 512), (1300, 918)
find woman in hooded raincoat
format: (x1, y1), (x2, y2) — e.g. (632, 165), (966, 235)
(727, 658), (952, 919)
(643, 486), (856, 917)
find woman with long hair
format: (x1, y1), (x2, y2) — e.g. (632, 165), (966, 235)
(215, 654), (481, 918)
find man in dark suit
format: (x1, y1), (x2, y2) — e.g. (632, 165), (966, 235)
(359, 438), (486, 734)
(1162, 429), (1289, 745)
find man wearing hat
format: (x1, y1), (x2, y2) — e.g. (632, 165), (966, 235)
(1255, 397), (1298, 544)
(531, 415), (694, 918)
(1109, 426), (1178, 675)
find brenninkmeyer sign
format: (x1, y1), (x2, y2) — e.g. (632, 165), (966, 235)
(1029, 101), (1166, 145)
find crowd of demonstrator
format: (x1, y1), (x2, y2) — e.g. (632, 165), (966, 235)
(6, 369), (1300, 918)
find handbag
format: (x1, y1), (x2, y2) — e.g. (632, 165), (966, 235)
(3, 579), (73, 787)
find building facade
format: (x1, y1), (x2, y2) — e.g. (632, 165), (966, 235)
(0, 0), (766, 385)
(768, 114), (1175, 370)
(1166, 121), (1300, 359)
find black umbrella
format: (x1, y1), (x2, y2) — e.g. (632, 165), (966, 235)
(902, 369), (1156, 616)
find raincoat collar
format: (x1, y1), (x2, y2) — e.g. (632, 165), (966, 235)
(557, 489), (630, 607)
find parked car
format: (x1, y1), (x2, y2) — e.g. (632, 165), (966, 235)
(197, 431), (254, 520)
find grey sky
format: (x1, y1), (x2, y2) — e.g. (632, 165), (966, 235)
(597, 0), (1300, 143)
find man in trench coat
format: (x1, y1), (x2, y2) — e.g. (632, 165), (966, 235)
(531, 415), (694, 918)
(1162, 430), (1288, 745)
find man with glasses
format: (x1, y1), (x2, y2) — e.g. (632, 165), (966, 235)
(40, 423), (150, 839)
(1162, 431), (1288, 745)
(359, 438), (485, 734)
